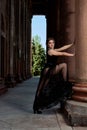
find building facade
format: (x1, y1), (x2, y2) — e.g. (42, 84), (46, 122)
(0, 0), (87, 125)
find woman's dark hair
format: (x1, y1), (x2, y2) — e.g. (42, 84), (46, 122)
(46, 37), (55, 46)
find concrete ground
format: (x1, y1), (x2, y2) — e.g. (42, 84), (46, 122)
(0, 77), (87, 130)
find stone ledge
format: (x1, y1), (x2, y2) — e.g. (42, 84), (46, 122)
(0, 86), (8, 95)
(64, 100), (87, 126)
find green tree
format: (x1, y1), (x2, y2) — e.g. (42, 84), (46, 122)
(32, 35), (46, 76)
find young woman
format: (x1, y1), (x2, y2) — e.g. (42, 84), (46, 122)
(33, 37), (74, 114)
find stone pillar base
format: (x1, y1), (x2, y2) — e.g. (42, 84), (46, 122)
(5, 74), (16, 88)
(15, 74), (23, 83)
(64, 100), (87, 126)
(0, 78), (8, 95)
(0, 86), (8, 95)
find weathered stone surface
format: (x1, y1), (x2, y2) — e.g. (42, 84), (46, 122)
(64, 100), (87, 126)
(0, 77), (87, 130)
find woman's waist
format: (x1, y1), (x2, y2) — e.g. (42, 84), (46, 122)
(44, 62), (56, 67)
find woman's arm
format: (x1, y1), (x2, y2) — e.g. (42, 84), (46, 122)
(48, 49), (74, 57)
(55, 43), (73, 52)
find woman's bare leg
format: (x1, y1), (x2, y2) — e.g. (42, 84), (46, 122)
(58, 63), (67, 81)
(52, 63), (67, 81)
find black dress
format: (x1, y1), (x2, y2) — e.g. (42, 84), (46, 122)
(33, 54), (73, 113)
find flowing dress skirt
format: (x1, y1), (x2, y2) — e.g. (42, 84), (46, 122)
(33, 66), (73, 111)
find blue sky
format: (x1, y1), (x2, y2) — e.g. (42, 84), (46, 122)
(32, 15), (46, 50)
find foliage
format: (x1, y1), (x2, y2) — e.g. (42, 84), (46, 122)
(32, 35), (46, 76)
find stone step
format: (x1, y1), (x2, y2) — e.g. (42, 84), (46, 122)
(64, 100), (87, 126)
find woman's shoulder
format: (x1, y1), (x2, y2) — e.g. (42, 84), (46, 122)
(48, 49), (54, 56)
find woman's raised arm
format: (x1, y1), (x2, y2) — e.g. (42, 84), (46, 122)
(55, 43), (73, 52)
(48, 49), (74, 57)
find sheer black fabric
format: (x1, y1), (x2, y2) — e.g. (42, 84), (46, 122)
(33, 54), (73, 112)
(33, 69), (73, 111)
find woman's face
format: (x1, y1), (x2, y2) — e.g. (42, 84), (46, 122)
(48, 40), (55, 49)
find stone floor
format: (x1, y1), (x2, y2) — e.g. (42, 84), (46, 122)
(0, 77), (87, 130)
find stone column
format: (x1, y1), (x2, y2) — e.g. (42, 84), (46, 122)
(6, 0), (16, 87)
(22, 0), (26, 79)
(26, 0), (32, 78)
(72, 0), (87, 102)
(0, 2), (1, 77)
(0, 0), (8, 93)
(25, 1), (28, 78)
(10, 0), (14, 75)
(16, 0), (22, 83)
(65, 0), (87, 126)
(29, 18), (32, 78)
(20, 0), (25, 80)
(59, 0), (75, 80)
(6, 0), (10, 76)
